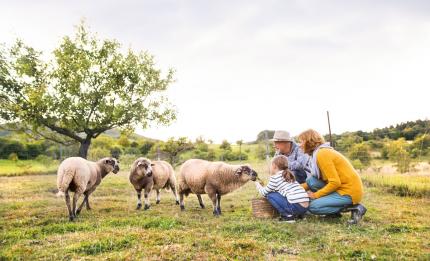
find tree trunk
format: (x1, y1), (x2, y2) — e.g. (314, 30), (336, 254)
(78, 137), (92, 159)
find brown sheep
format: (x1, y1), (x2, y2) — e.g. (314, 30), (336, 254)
(178, 159), (258, 216)
(129, 157), (179, 210)
(56, 157), (120, 221)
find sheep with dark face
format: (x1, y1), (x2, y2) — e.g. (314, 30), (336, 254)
(178, 159), (258, 216)
(56, 157), (120, 221)
(129, 157), (179, 210)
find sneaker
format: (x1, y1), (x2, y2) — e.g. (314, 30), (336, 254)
(349, 204), (367, 224)
(279, 215), (296, 223)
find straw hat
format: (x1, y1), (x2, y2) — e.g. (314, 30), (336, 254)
(271, 130), (293, 142)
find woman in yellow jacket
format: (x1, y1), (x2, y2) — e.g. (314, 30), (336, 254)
(298, 129), (366, 223)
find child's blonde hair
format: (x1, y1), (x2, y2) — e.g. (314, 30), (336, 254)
(271, 155), (295, 183)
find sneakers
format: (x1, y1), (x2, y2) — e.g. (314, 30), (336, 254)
(279, 215), (296, 223)
(349, 204), (367, 224)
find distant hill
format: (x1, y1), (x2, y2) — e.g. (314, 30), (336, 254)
(103, 128), (159, 142)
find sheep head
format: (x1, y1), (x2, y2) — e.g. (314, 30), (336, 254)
(102, 157), (120, 174)
(136, 158), (155, 177)
(235, 165), (258, 181)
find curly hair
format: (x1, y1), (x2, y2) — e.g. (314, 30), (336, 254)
(271, 155), (295, 183)
(298, 129), (325, 155)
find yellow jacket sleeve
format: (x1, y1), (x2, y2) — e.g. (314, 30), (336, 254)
(314, 151), (341, 199)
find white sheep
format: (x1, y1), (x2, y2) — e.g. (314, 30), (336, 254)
(129, 157), (179, 210)
(56, 157), (120, 221)
(178, 159), (258, 216)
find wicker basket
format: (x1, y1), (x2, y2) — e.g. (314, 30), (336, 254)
(251, 197), (279, 219)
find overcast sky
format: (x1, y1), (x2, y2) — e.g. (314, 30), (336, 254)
(1, 0), (429, 143)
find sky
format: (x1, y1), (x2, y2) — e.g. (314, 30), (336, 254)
(0, 0), (429, 143)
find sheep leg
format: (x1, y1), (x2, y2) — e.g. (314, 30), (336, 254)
(179, 193), (185, 211)
(156, 189), (161, 204)
(170, 183), (180, 205)
(76, 194), (89, 215)
(143, 187), (151, 210)
(216, 193), (222, 215)
(65, 191), (74, 221)
(85, 196), (91, 210)
(136, 189), (142, 210)
(72, 192), (82, 220)
(208, 193), (219, 216)
(197, 194), (205, 209)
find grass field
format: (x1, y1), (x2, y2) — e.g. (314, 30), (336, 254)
(0, 159), (58, 177)
(362, 173), (430, 198)
(1, 161), (429, 260)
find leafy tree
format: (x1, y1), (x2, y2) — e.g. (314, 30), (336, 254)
(140, 140), (155, 156)
(410, 134), (430, 158)
(117, 134), (131, 148)
(110, 146), (122, 159)
(348, 143), (371, 168)
(256, 130), (275, 143)
(220, 140), (231, 151)
(385, 138), (412, 173)
(0, 22), (175, 158)
(161, 137), (194, 164)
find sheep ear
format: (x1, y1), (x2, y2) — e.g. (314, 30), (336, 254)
(235, 167), (242, 176)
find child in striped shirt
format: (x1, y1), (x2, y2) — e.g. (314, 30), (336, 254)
(255, 155), (309, 222)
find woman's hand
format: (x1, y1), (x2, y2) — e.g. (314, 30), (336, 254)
(307, 191), (316, 199)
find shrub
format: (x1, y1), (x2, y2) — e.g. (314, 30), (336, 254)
(8, 153), (18, 161)
(35, 155), (54, 165)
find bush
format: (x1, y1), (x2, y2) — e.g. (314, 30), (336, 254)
(124, 147), (141, 155)
(220, 140), (231, 151)
(219, 150), (248, 161)
(140, 141), (155, 156)
(348, 143), (371, 167)
(8, 153), (18, 161)
(35, 155), (54, 165)
(110, 146), (123, 159)
(351, 159), (364, 171)
(88, 147), (111, 161)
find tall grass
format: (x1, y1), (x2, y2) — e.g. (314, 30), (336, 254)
(0, 159), (58, 177)
(361, 173), (430, 198)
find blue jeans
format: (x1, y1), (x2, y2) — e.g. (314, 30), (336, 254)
(306, 176), (353, 215)
(266, 192), (308, 217)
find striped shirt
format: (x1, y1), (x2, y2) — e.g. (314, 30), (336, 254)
(256, 171), (309, 204)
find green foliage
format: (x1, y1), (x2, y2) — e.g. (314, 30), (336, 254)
(117, 135), (131, 147)
(385, 138), (412, 173)
(219, 150), (248, 161)
(409, 134), (430, 158)
(8, 153), (18, 161)
(88, 147), (111, 161)
(255, 130), (275, 143)
(0, 21), (176, 158)
(348, 143), (371, 167)
(139, 140), (155, 156)
(161, 137), (194, 164)
(110, 146), (122, 159)
(220, 140), (231, 151)
(351, 159), (364, 171)
(335, 134), (363, 152)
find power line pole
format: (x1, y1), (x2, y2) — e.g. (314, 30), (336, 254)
(327, 111), (334, 148)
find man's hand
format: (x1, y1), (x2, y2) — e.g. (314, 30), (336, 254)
(307, 191), (316, 199)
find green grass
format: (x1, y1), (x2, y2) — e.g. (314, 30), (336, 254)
(0, 162), (429, 260)
(361, 173), (430, 198)
(0, 159), (58, 177)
